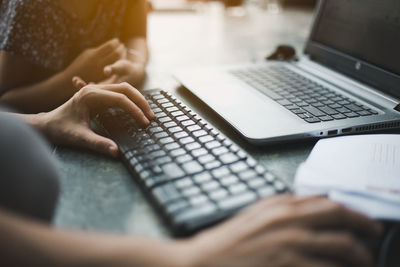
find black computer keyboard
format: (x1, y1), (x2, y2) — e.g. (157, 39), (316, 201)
(231, 66), (378, 123)
(97, 89), (290, 236)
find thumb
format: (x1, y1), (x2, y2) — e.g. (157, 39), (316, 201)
(79, 129), (119, 157)
(104, 60), (127, 76)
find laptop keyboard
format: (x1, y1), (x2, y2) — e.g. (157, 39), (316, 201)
(231, 66), (378, 123)
(97, 89), (289, 236)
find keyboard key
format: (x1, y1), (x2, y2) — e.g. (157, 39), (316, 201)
(159, 137), (174, 145)
(164, 142), (180, 151)
(182, 186), (201, 197)
(319, 106), (338, 115)
(192, 130), (208, 138)
(179, 137), (195, 145)
(320, 115), (334, 121)
(239, 169), (258, 180)
(148, 127), (163, 134)
(176, 154), (193, 164)
(212, 147), (229, 156)
(220, 153), (240, 165)
(187, 125), (201, 132)
(166, 201), (188, 215)
(257, 186), (276, 198)
(218, 192), (257, 210)
(155, 112), (167, 118)
(175, 178), (193, 189)
(205, 141), (221, 150)
(344, 104), (363, 112)
(155, 156), (172, 165)
(157, 98), (169, 104)
(152, 94), (164, 100)
(204, 160), (222, 170)
(153, 132), (169, 139)
(230, 161), (248, 173)
(182, 161), (204, 174)
(248, 178), (266, 189)
(194, 173), (212, 183)
(171, 111), (184, 117)
(345, 112), (360, 118)
(220, 175), (239, 186)
(170, 148), (186, 157)
(174, 131), (189, 139)
(229, 183), (247, 194)
(174, 203), (217, 223)
(336, 107), (351, 113)
(357, 110), (372, 116)
(202, 180), (220, 192)
(161, 103), (174, 108)
(176, 115), (190, 121)
(189, 195), (209, 206)
(305, 117), (321, 123)
(148, 150), (166, 159)
(332, 114), (347, 120)
(199, 135), (214, 144)
(277, 99), (292, 106)
(192, 148), (208, 157)
(161, 163), (185, 180)
(209, 189), (228, 200)
(152, 184), (180, 204)
(159, 116), (172, 123)
(198, 154), (215, 164)
(212, 166), (230, 178)
(185, 142), (201, 151)
(182, 120), (195, 127)
(166, 106), (179, 112)
(303, 106), (325, 117)
(164, 121), (177, 128)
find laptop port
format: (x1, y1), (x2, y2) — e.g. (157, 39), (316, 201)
(342, 128), (352, 133)
(328, 130), (338, 136)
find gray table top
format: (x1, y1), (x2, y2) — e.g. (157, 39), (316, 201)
(54, 4), (316, 238)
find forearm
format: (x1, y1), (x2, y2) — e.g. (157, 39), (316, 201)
(0, 70), (76, 113)
(0, 209), (193, 267)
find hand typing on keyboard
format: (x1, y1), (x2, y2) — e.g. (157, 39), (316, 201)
(32, 83), (154, 157)
(183, 196), (381, 267)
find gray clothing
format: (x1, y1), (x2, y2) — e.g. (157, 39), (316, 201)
(0, 111), (59, 222)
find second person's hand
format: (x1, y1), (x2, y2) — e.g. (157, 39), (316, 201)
(63, 38), (127, 86)
(182, 195), (382, 267)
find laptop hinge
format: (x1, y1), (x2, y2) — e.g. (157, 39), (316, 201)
(395, 104), (400, 112)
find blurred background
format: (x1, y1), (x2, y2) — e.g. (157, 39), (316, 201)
(143, 0), (317, 90)
(148, 0), (316, 13)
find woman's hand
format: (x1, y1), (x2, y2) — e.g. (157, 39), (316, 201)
(103, 59), (146, 87)
(72, 59), (146, 89)
(64, 39), (127, 85)
(38, 83), (154, 157)
(181, 195), (382, 267)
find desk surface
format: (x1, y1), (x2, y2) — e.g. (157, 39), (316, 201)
(54, 4), (315, 238)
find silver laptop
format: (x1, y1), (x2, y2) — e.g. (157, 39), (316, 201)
(174, 0), (400, 144)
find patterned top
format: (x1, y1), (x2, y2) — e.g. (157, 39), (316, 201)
(0, 0), (131, 70)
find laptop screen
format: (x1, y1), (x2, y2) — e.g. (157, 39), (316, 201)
(306, 0), (400, 99)
(312, 0), (400, 76)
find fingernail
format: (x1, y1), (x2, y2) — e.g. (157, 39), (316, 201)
(109, 145), (118, 157)
(148, 110), (155, 119)
(104, 66), (112, 75)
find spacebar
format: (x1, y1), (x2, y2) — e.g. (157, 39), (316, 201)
(250, 84), (283, 100)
